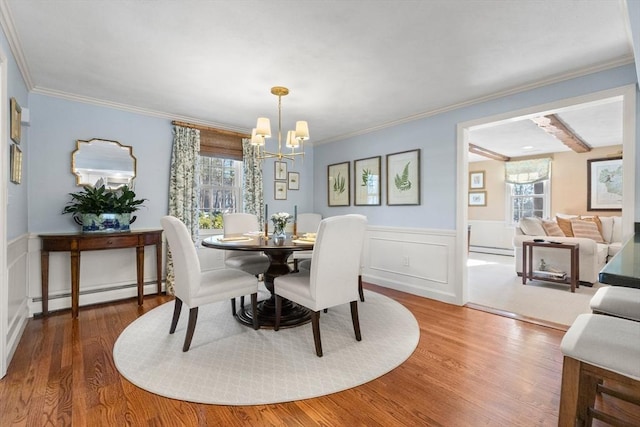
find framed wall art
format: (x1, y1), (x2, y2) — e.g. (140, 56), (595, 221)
(587, 156), (622, 211)
(274, 161), (287, 180)
(468, 191), (486, 206)
(386, 149), (420, 205)
(469, 171), (485, 189)
(287, 172), (300, 190)
(354, 156), (381, 206)
(274, 181), (287, 200)
(327, 161), (350, 206)
(10, 97), (21, 144)
(10, 144), (22, 184)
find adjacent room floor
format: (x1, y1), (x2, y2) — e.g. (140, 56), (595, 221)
(466, 252), (601, 328)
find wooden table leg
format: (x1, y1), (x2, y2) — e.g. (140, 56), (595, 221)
(522, 244), (528, 285)
(136, 245), (144, 305)
(70, 248), (80, 319)
(155, 241), (162, 294)
(40, 251), (49, 316)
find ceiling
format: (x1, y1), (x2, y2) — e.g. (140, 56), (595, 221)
(0, 0), (634, 154)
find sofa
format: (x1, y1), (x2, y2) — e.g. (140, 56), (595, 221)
(513, 215), (623, 284)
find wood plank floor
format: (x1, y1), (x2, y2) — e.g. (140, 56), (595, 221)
(0, 284), (637, 426)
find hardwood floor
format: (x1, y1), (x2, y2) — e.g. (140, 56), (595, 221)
(0, 284), (637, 426)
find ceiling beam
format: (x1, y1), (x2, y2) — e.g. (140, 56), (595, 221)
(530, 114), (592, 153)
(468, 143), (511, 162)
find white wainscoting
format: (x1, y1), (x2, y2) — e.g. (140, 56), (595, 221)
(7, 234), (29, 366)
(468, 220), (515, 256)
(362, 226), (460, 305)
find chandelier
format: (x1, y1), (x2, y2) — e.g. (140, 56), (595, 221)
(250, 86), (309, 161)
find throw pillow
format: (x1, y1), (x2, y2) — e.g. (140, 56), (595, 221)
(541, 220), (565, 237)
(556, 216), (574, 237)
(580, 216), (604, 240)
(571, 219), (604, 243)
(599, 216), (614, 243)
(519, 217), (546, 236)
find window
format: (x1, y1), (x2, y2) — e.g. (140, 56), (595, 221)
(508, 180), (550, 223)
(504, 157), (552, 223)
(198, 156), (243, 229)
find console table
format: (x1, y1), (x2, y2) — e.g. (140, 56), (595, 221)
(39, 229), (163, 318)
(522, 240), (579, 293)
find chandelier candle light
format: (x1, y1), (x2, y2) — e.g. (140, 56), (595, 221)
(251, 86), (309, 161)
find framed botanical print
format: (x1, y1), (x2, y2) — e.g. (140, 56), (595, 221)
(10, 98), (21, 144)
(274, 161), (287, 180)
(468, 191), (486, 206)
(288, 172), (300, 190)
(469, 171), (485, 189)
(10, 144), (22, 184)
(327, 161), (350, 206)
(354, 156), (381, 206)
(587, 156), (622, 211)
(386, 149), (420, 205)
(274, 181), (287, 200)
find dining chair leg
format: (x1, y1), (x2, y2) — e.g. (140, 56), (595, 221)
(183, 307), (199, 352)
(251, 293), (259, 330)
(170, 297), (183, 334)
(311, 310), (323, 357)
(274, 295), (282, 331)
(230, 297), (237, 316)
(350, 300), (362, 341)
(358, 275), (365, 302)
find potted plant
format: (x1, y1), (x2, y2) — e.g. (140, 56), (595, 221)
(62, 183), (146, 233)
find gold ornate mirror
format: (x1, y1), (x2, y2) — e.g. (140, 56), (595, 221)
(71, 138), (137, 189)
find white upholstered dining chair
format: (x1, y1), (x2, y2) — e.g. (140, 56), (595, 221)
(161, 216), (259, 352)
(274, 214), (367, 357)
(292, 213), (322, 271)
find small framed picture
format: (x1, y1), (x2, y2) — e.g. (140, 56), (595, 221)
(275, 181), (287, 200)
(275, 161), (287, 180)
(10, 144), (22, 184)
(10, 98), (21, 144)
(354, 156), (381, 206)
(469, 171), (485, 189)
(328, 161), (350, 206)
(288, 172), (300, 190)
(468, 191), (487, 206)
(386, 149), (420, 205)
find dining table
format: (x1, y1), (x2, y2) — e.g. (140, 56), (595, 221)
(202, 233), (315, 329)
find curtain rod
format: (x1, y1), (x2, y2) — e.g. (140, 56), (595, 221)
(171, 121), (250, 139)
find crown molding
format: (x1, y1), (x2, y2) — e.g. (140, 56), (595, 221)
(315, 56), (635, 145)
(31, 86), (250, 134)
(0, 0), (34, 90)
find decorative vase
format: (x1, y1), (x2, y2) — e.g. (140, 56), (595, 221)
(74, 213), (136, 233)
(273, 227), (286, 245)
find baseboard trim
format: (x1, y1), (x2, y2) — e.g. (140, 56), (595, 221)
(465, 302), (569, 332)
(469, 246), (513, 256)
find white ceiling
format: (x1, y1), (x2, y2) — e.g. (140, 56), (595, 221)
(0, 0), (634, 153)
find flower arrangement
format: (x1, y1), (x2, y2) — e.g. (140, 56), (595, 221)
(270, 212), (292, 235)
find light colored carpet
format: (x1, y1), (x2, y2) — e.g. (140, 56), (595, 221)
(113, 290), (419, 405)
(468, 254), (601, 326)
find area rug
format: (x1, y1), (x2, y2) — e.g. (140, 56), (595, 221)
(468, 255), (601, 326)
(113, 289), (419, 405)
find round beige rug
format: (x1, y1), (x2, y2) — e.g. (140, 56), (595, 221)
(113, 290), (419, 405)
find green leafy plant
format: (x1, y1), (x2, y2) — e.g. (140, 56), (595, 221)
(62, 184), (146, 215)
(394, 162), (412, 191)
(361, 168), (371, 186)
(333, 172), (346, 194)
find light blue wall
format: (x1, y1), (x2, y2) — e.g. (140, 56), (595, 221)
(26, 93), (317, 233)
(313, 64), (639, 228)
(2, 26), (29, 240)
(27, 95), (173, 233)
